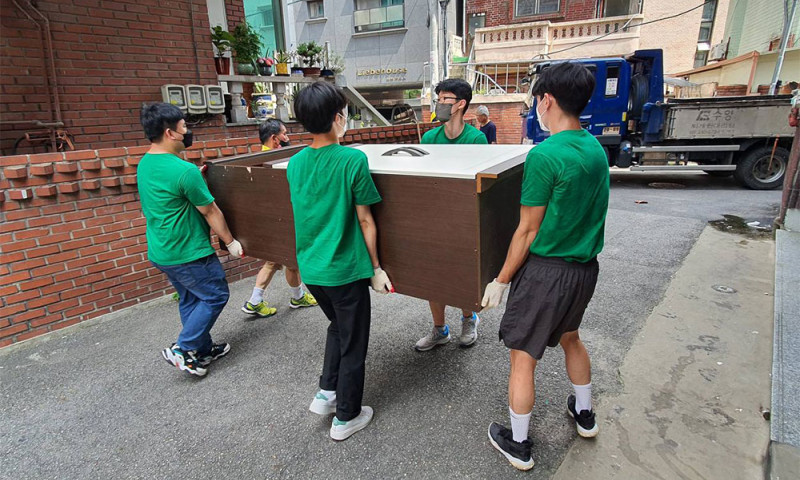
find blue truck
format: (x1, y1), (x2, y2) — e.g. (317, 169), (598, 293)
(523, 49), (795, 189)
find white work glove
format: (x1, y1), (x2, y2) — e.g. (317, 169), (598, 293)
(370, 267), (394, 294)
(481, 279), (510, 310)
(226, 239), (244, 258)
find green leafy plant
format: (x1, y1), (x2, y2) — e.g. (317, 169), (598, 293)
(210, 26), (234, 58)
(328, 53), (345, 74)
(274, 50), (291, 63)
(231, 22), (262, 65)
(296, 41), (323, 67)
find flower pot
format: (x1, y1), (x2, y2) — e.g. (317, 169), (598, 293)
(237, 63), (255, 75)
(302, 67), (321, 77)
(275, 63), (290, 76)
(214, 57), (230, 75)
(320, 69), (334, 77)
(258, 64), (273, 76)
(251, 93), (276, 121)
(291, 67), (305, 76)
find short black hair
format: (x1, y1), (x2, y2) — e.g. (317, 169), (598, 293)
(435, 78), (473, 109)
(531, 62), (595, 117)
(259, 118), (285, 144)
(140, 103), (184, 142)
(293, 82), (347, 134)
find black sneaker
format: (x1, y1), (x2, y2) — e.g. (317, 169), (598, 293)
(199, 343), (231, 367)
(487, 422), (534, 471)
(161, 344), (207, 377)
(567, 394), (599, 438)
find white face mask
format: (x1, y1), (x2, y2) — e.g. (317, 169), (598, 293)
(536, 97), (550, 132)
(336, 108), (348, 138)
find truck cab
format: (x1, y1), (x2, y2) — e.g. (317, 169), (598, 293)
(522, 49), (793, 190)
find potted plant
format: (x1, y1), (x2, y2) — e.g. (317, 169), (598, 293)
(210, 26), (234, 75)
(231, 22), (262, 75)
(296, 41), (323, 77)
(274, 50), (291, 76)
(251, 82), (275, 121)
(257, 49), (274, 76)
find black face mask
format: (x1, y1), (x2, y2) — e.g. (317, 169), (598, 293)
(279, 140), (291, 147)
(181, 129), (193, 149)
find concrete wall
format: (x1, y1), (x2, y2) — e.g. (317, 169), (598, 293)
(683, 48), (800, 93)
(638, 0), (704, 74)
(725, 0), (800, 57)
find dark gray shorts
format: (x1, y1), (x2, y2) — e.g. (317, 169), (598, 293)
(499, 255), (599, 360)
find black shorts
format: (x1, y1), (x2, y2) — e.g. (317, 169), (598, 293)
(499, 255), (599, 360)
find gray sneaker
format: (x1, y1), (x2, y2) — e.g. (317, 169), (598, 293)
(414, 325), (451, 351)
(459, 312), (480, 347)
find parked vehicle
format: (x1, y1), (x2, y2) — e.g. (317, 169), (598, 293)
(522, 49), (794, 189)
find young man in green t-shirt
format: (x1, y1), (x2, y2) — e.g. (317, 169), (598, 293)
(480, 63), (610, 470)
(416, 78), (486, 352)
(287, 82), (393, 441)
(137, 103), (244, 377)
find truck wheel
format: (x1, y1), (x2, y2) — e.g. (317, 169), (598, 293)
(734, 146), (789, 190)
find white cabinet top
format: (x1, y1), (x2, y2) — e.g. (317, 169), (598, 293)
(270, 144), (533, 179)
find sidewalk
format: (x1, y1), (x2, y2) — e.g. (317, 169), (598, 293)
(554, 227), (774, 479)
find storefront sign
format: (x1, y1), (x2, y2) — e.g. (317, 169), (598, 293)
(357, 67), (408, 76)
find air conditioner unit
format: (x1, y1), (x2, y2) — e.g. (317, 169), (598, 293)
(709, 41), (727, 61)
(161, 85), (188, 112)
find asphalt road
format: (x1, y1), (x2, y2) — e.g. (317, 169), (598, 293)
(0, 171), (781, 479)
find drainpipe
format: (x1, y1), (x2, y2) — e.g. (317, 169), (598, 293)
(25, 0), (62, 124)
(769, 0), (798, 96)
(12, 0), (54, 128)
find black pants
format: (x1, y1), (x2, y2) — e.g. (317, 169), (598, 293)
(305, 279), (371, 422)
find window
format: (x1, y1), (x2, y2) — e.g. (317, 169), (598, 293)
(308, 0), (324, 19)
(694, 50), (708, 68)
(354, 0), (404, 33)
(701, 0), (716, 21)
(598, 0), (641, 17)
(243, 0), (286, 53)
(468, 13), (485, 37)
(515, 0), (558, 18)
(698, 22), (712, 42)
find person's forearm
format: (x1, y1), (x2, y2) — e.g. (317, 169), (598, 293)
(496, 228), (537, 284)
(359, 218), (380, 267)
(203, 204), (234, 245)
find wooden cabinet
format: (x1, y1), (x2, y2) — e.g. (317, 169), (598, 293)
(206, 144), (532, 310)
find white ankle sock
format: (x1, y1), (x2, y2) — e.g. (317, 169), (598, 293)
(509, 407), (532, 443)
(572, 382), (592, 412)
(320, 389), (336, 401)
(290, 285), (303, 300)
(249, 287), (264, 305)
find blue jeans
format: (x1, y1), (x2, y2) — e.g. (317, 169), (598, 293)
(153, 254), (230, 354)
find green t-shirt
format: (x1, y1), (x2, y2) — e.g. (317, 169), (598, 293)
(421, 123), (488, 144)
(286, 144), (382, 286)
(137, 153), (216, 265)
(521, 129), (610, 263)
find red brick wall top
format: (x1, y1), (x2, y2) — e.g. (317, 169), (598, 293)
(467, 0), (597, 28)
(0, 123), (438, 347)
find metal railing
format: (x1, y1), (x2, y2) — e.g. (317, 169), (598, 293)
(449, 61), (532, 95)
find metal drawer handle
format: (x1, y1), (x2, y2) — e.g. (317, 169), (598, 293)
(381, 147), (430, 157)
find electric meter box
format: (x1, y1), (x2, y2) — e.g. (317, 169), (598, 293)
(205, 85), (225, 114)
(186, 85), (207, 114)
(161, 84), (187, 112)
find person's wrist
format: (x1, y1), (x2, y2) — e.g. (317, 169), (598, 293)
(496, 275), (511, 285)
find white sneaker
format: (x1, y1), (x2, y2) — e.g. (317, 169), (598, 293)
(414, 325), (451, 351)
(309, 390), (337, 415)
(459, 312), (480, 347)
(330, 406), (373, 441)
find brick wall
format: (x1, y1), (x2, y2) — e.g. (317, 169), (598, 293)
(0, 0), (248, 155)
(466, 101), (526, 144)
(0, 122), (438, 347)
(467, 0), (596, 29)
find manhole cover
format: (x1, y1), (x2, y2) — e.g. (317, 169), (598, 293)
(648, 182), (686, 189)
(712, 285), (737, 294)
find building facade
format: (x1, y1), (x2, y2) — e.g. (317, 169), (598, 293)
(468, 0), (729, 74)
(290, 0), (434, 106)
(723, 0), (799, 58)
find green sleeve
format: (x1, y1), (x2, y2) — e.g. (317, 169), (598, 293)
(473, 130), (488, 144)
(179, 167), (215, 207)
(421, 128), (434, 144)
(520, 150), (555, 207)
(351, 154), (381, 206)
